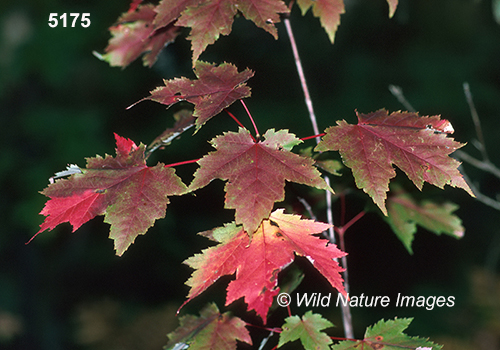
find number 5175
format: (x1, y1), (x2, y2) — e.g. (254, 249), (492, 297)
(48, 13), (90, 28)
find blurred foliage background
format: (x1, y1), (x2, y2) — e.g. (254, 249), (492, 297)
(1, 0), (500, 349)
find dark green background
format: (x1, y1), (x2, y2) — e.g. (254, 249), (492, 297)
(1, 0), (500, 349)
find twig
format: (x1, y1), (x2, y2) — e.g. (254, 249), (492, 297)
(389, 83), (500, 211)
(460, 169), (500, 211)
(463, 82), (489, 162)
(388, 85), (416, 113)
(284, 16), (354, 339)
(455, 150), (500, 179)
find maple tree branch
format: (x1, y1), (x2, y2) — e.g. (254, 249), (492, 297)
(390, 82), (500, 211)
(455, 150), (500, 179)
(463, 82), (489, 162)
(284, 15), (354, 340)
(284, 18), (321, 141)
(388, 85), (416, 113)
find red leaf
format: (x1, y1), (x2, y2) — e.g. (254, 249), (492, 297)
(297, 0), (345, 43)
(127, 0), (144, 13)
(166, 303), (252, 349)
(189, 128), (332, 234)
(236, 0), (290, 39)
(181, 209), (346, 323)
(153, 0), (200, 28)
(35, 134), (187, 256)
(172, 0), (288, 64)
(100, 4), (180, 68)
(137, 62), (254, 131)
(315, 110), (474, 215)
(176, 0), (237, 64)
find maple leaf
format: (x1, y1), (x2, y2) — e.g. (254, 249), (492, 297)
(35, 134), (187, 256)
(165, 303), (251, 350)
(97, 4), (180, 68)
(278, 311), (334, 350)
(331, 318), (442, 350)
(297, 0), (345, 43)
(296, 0), (397, 43)
(315, 110), (474, 215)
(135, 61), (253, 131)
(176, 0), (237, 64)
(180, 209), (346, 323)
(153, 0), (201, 28)
(173, 0), (289, 64)
(189, 128), (332, 234)
(386, 187), (464, 254)
(236, 0), (290, 39)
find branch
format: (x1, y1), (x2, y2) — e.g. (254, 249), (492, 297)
(389, 82), (500, 211)
(388, 85), (416, 113)
(463, 82), (489, 162)
(284, 16), (354, 339)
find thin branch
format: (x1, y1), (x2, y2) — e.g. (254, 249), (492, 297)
(459, 165), (500, 211)
(455, 150), (500, 179)
(463, 82), (489, 162)
(390, 83), (500, 211)
(284, 16), (354, 339)
(388, 85), (416, 113)
(284, 18), (321, 141)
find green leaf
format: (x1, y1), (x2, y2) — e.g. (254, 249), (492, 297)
(165, 303), (252, 350)
(331, 318), (442, 350)
(278, 310), (334, 350)
(386, 188), (464, 254)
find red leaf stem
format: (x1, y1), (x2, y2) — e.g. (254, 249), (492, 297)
(240, 99), (260, 139)
(300, 133), (326, 142)
(164, 159), (201, 168)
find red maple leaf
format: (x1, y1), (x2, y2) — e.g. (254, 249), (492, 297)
(181, 209), (346, 323)
(174, 0), (289, 63)
(189, 127), (332, 234)
(175, 0), (238, 64)
(99, 4), (180, 68)
(135, 61), (254, 131)
(296, 0), (397, 43)
(315, 110), (474, 215)
(297, 0), (345, 43)
(34, 134), (187, 256)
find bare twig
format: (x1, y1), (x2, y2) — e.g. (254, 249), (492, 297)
(284, 16), (354, 339)
(460, 168), (500, 211)
(388, 85), (416, 113)
(389, 83), (500, 211)
(463, 82), (489, 162)
(455, 150), (500, 179)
